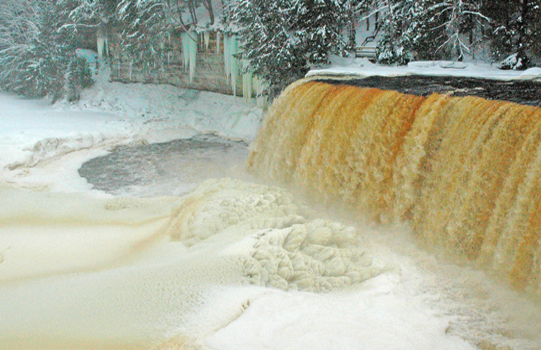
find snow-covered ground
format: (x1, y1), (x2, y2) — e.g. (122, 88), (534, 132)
(1, 63), (540, 350)
(0, 69), (261, 194)
(310, 58), (541, 81)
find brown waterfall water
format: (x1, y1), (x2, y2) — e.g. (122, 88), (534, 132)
(247, 80), (541, 297)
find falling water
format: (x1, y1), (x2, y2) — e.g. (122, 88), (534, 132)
(247, 80), (541, 296)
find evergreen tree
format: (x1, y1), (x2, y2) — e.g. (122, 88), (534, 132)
(376, 0), (488, 64)
(116, 0), (171, 72)
(0, 0), (40, 93)
(67, 56), (94, 101)
(225, 0), (369, 98)
(483, 0), (541, 69)
(376, 0), (429, 65)
(425, 0), (488, 61)
(0, 0), (99, 101)
(530, 1), (541, 58)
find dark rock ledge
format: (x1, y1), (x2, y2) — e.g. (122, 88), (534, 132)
(314, 75), (541, 107)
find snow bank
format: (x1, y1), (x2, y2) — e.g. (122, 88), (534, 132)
(68, 78), (263, 143)
(6, 132), (133, 170)
(0, 92), (128, 170)
(308, 60), (541, 81)
(519, 67), (541, 80)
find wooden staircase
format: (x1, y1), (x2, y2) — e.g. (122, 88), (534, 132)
(355, 35), (377, 61)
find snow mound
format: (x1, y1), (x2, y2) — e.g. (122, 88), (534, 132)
(407, 61), (439, 69)
(439, 61), (468, 69)
(165, 178), (381, 292)
(407, 61), (468, 69)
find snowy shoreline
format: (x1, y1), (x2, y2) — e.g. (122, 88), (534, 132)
(0, 69), (263, 194)
(308, 59), (541, 81)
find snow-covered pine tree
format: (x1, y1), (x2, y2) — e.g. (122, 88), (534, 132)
(67, 56), (94, 102)
(376, 0), (488, 64)
(0, 0), (40, 93)
(424, 0), (488, 61)
(376, 0), (432, 65)
(484, 0), (541, 69)
(530, 1), (541, 60)
(0, 0), (71, 100)
(224, 0), (367, 98)
(116, 0), (171, 78)
(0, 0), (99, 101)
(294, 0), (370, 63)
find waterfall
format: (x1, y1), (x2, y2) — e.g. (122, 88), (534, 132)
(247, 80), (541, 296)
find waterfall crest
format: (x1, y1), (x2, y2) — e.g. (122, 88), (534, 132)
(248, 80), (541, 296)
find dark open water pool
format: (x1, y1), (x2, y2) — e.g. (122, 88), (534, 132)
(78, 134), (250, 197)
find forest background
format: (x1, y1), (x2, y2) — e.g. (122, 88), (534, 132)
(1, 0), (540, 101)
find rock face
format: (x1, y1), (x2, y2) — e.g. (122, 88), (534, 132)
(315, 75), (541, 107)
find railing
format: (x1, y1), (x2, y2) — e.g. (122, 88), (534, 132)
(355, 35), (377, 60)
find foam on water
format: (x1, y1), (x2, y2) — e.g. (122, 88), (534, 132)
(164, 178), (381, 292)
(0, 178), (382, 349)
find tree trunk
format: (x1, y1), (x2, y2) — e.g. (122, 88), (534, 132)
(203, 0), (214, 25)
(348, 1), (356, 51)
(516, 0), (530, 68)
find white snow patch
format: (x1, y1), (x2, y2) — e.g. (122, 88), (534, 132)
(519, 67), (541, 80)
(308, 60), (541, 81)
